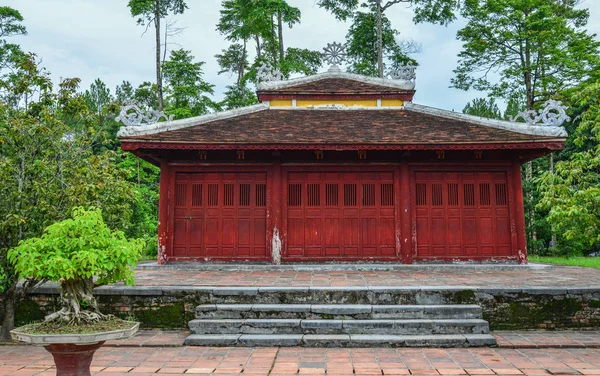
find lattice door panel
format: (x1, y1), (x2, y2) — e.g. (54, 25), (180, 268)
(285, 171), (396, 260)
(173, 172), (267, 259)
(414, 172), (512, 259)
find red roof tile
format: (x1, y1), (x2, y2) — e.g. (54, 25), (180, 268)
(120, 108), (559, 145)
(257, 78), (412, 95)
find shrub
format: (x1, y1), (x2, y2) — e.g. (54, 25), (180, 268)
(8, 207), (143, 324)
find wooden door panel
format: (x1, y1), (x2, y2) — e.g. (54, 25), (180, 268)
(172, 172), (267, 260)
(415, 171), (513, 260)
(284, 171), (397, 260)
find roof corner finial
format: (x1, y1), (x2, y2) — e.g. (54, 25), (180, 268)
(388, 63), (417, 83)
(116, 103), (173, 127)
(256, 62), (284, 84)
(322, 42), (347, 71)
(509, 100), (571, 127)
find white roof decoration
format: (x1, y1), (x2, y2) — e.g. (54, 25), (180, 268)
(404, 103), (567, 138)
(509, 100), (571, 127)
(256, 65), (416, 91)
(117, 103), (269, 138)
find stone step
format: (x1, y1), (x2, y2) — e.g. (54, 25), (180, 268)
(188, 318), (489, 335)
(195, 304), (483, 320)
(204, 286), (482, 305)
(184, 333), (497, 347)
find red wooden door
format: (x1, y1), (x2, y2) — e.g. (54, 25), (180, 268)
(172, 172), (268, 260)
(414, 171), (512, 260)
(285, 171), (396, 260)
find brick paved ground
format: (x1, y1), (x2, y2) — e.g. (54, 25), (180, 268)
(98, 330), (600, 349)
(2, 345), (600, 376)
(494, 332), (600, 348)
(128, 265), (600, 287)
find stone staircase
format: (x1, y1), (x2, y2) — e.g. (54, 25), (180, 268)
(185, 303), (496, 347)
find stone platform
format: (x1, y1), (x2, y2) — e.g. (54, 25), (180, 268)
(15, 264), (600, 340)
(129, 263), (599, 288)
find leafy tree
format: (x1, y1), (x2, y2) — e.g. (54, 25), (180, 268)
(116, 81), (135, 105)
(133, 81), (160, 111)
(8, 208), (143, 324)
(453, 0), (600, 251)
(162, 49), (220, 119)
(216, 44), (250, 86)
(128, 0), (188, 111)
(220, 83), (258, 110)
(0, 55), (137, 341)
(538, 82), (600, 256)
(452, 0), (600, 111)
(280, 47), (323, 77)
(318, 0), (460, 77)
(0, 6), (26, 39)
(217, 0), (319, 78)
(462, 97), (502, 119)
(83, 79), (113, 118)
(345, 10), (417, 76)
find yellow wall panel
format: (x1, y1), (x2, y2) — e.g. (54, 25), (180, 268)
(381, 99), (404, 107)
(270, 99), (293, 107)
(296, 99), (378, 107)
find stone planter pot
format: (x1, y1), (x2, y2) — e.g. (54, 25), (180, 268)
(11, 321), (139, 376)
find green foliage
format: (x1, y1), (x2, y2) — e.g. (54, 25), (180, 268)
(0, 6), (26, 38)
(538, 82), (600, 256)
(8, 207), (143, 286)
(452, 0), (600, 108)
(462, 98), (502, 119)
(345, 10), (417, 76)
(529, 256), (600, 269)
(128, 0), (187, 25)
(220, 83), (258, 110)
(216, 0), (320, 95)
(280, 48), (323, 77)
(162, 49), (221, 119)
(317, 0), (459, 25)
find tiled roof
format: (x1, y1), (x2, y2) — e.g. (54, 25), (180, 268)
(257, 78), (411, 94)
(120, 108), (561, 145)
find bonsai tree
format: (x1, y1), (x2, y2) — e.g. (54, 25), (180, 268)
(8, 207), (143, 325)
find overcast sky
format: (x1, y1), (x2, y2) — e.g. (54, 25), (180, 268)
(5, 0), (600, 112)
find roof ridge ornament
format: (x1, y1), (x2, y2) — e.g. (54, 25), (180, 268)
(322, 42), (347, 69)
(116, 103), (173, 127)
(256, 62), (283, 83)
(509, 99), (571, 127)
(388, 63), (417, 82)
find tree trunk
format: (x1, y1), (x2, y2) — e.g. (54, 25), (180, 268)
(278, 11), (285, 65)
(255, 35), (262, 59)
(523, 34), (536, 249)
(238, 39), (247, 86)
(549, 152), (557, 253)
(45, 278), (104, 324)
(155, 0), (164, 112)
(270, 16), (278, 66)
(0, 286), (16, 342)
(376, 0), (384, 78)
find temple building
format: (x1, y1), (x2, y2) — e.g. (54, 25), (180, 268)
(118, 63), (567, 264)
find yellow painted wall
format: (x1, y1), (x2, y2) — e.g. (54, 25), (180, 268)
(296, 99), (377, 107)
(269, 99), (293, 107)
(381, 99), (404, 107)
(268, 98), (404, 107)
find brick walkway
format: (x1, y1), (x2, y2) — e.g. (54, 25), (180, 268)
(129, 265), (600, 288)
(2, 345), (600, 376)
(99, 330), (600, 350)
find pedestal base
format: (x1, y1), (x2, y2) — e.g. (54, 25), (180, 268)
(44, 341), (105, 376)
